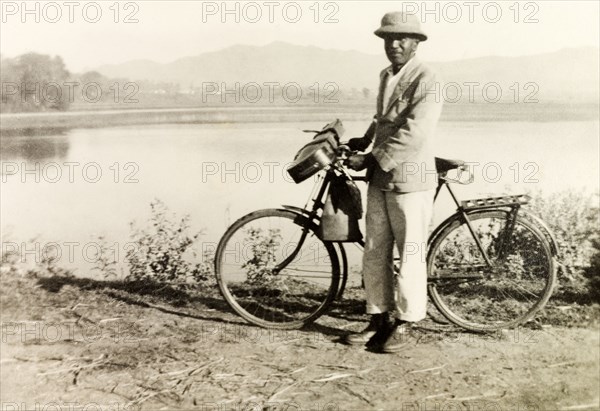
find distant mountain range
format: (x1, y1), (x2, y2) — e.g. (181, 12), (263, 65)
(95, 42), (599, 102)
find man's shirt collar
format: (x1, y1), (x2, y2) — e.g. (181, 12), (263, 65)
(384, 56), (417, 78)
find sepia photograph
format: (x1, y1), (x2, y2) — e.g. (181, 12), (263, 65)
(1, 1), (599, 410)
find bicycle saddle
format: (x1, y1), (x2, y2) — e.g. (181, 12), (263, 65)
(435, 157), (465, 173)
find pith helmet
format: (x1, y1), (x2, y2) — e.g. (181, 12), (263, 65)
(374, 12), (428, 41)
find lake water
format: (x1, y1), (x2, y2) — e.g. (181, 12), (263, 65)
(1, 118), (598, 277)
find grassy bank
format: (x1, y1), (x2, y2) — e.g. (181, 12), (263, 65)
(0, 105), (374, 133)
(3, 191), (598, 329)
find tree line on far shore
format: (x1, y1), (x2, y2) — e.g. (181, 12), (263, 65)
(0, 53), (133, 113)
(1, 53), (376, 114)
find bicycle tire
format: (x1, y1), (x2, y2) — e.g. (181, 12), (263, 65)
(215, 208), (340, 329)
(427, 209), (556, 332)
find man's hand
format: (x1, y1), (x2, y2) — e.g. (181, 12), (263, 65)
(347, 153), (375, 171)
(347, 137), (372, 152)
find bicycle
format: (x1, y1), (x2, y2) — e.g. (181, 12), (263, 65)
(214, 122), (559, 332)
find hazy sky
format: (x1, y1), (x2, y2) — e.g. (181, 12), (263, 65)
(1, 0), (599, 72)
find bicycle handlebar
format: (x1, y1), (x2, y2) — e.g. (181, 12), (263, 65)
(330, 145), (370, 182)
(335, 144), (354, 163)
(332, 145), (474, 185)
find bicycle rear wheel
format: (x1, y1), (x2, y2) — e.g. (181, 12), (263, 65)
(427, 210), (556, 331)
(215, 209), (340, 329)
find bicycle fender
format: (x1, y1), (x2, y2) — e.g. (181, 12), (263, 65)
(278, 206), (321, 231)
(427, 209), (559, 258)
(518, 210), (560, 257)
(334, 242), (349, 300)
(427, 211), (468, 247)
(427, 208), (511, 248)
(281, 205), (312, 218)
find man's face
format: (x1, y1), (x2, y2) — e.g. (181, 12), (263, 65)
(384, 35), (420, 66)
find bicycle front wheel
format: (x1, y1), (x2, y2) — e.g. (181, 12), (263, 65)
(215, 209), (340, 329)
(427, 210), (556, 331)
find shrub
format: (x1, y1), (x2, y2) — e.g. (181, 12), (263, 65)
(125, 199), (213, 289)
(33, 252), (73, 278)
(241, 227), (283, 285)
(0, 240), (21, 276)
(1, 235), (73, 278)
(91, 235), (120, 280)
(584, 237), (600, 303)
(526, 188), (599, 302)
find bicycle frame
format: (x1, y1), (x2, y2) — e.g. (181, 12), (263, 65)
(276, 167), (355, 273)
(279, 161), (558, 285)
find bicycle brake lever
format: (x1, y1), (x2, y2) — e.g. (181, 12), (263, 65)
(336, 145), (351, 160)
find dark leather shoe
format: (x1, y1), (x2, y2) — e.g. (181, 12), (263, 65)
(343, 313), (389, 346)
(379, 320), (413, 353)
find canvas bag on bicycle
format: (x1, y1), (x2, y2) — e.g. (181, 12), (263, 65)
(286, 119), (363, 241)
(318, 174), (363, 242)
(288, 119), (345, 184)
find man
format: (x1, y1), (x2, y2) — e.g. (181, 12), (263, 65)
(344, 12), (443, 353)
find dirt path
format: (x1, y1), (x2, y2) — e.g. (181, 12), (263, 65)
(1, 275), (599, 411)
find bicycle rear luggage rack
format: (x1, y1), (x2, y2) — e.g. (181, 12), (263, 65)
(461, 194), (531, 210)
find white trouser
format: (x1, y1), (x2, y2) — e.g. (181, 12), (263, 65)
(362, 185), (435, 321)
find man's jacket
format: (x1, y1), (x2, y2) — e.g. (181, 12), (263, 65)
(366, 57), (443, 192)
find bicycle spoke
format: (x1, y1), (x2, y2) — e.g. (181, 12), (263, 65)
(428, 211), (555, 331)
(215, 209), (339, 329)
